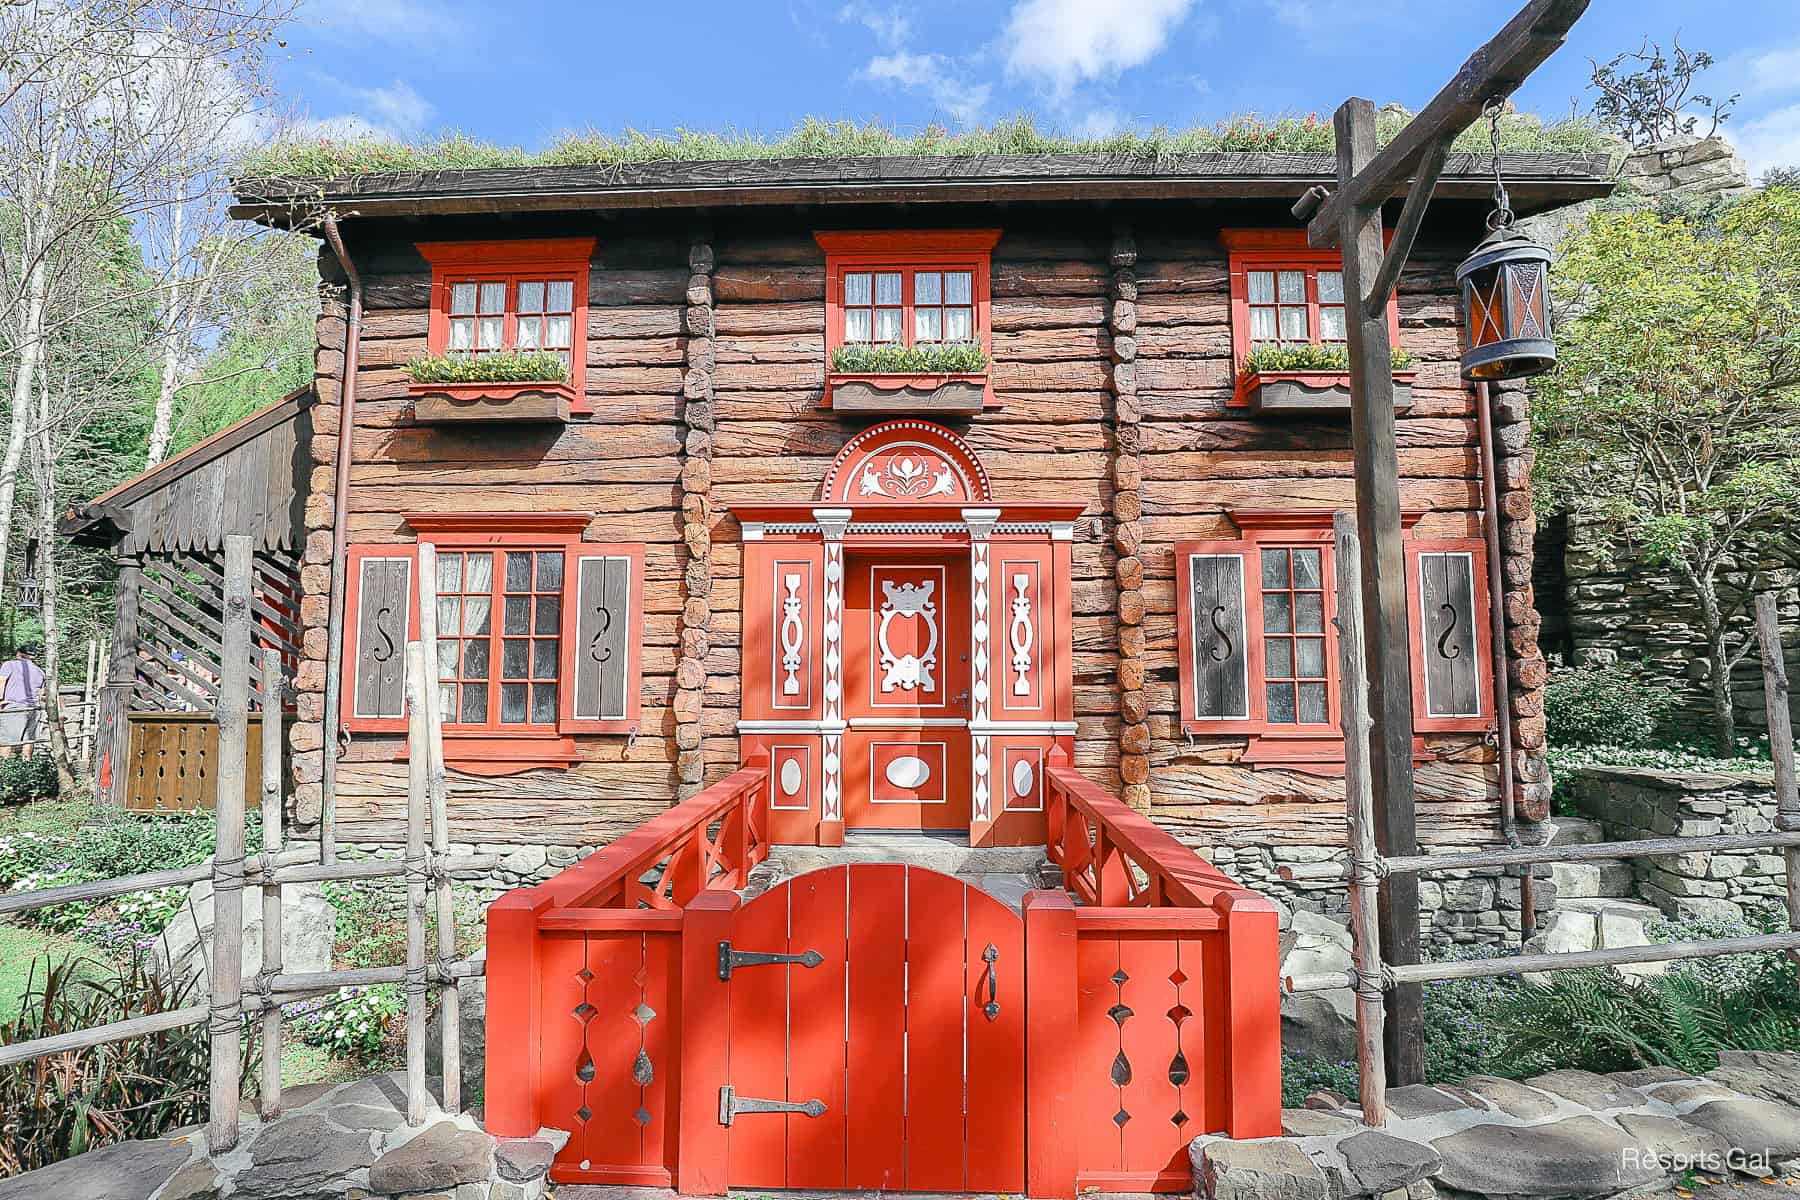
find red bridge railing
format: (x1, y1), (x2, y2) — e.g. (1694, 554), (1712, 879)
(1030, 751), (1281, 1192)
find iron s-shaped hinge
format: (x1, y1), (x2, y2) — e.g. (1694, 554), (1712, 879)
(717, 941), (823, 980)
(718, 1086), (827, 1126)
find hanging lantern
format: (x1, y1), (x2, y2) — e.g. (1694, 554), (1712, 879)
(1457, 99), (1556, 382)
(16, 536), (39, 612)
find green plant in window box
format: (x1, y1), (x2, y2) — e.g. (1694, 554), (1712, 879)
(1240, 344), (1415, 378)
(406, 351), (570, 385)
(832, 341), (989, 375)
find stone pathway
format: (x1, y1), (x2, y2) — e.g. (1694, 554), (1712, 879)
(1194, 1051), (1800, 1200)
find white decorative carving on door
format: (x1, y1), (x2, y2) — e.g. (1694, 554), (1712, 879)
(877, 578), (940, 693)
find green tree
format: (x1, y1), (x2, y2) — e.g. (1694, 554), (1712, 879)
(1533, 189), (1800, 754)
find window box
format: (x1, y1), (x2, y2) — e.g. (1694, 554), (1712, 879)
(1238, 368), (1417, 414)
(825, 371), (989, 413)
(408, 379), (576, 423)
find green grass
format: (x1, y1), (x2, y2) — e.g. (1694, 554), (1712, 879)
(0, 920), (92, 1023)
(241, 111), (1620, 180)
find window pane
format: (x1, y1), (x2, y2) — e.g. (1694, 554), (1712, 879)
(1261, 548), (1289, 588)
(504, 596), (530, 635)
(500, 682), (528, 724)
(915, 271), (941, 304)
(1319, 306), (1347, 341)
(448, 318), (474, 353)
(438, 682), (457, 717)
(533, 639), (559, 679)
(478, 316), (503, 350)
(946, 271), (972, 304)
(502, 638), (529, 677)
(916, 307), (942, 341)
(436, 638), (458, 675)
(1317, 271), (1344, 303)
(437, 552), (462, 593)
(844, 272), (871, 306)
(1298, 682), (1329, 724)
(1247, 271), (1275, 304)
(874, 272), (902, 305)
(463, 639), (489, 680)
(845, 308), (872, 342)
(1297, 637), (1326, 677)
(516, 316), (541, 350)
(1265, 638), (1293, 679)
(535, 595), (560, 634)
(479, 282), (506, 313)
(1296, 593), (1324, 634)
(1278, 270), (1306, 303)
(1263, 593), (1292, 634)
(530, 683), (557, 723)
(945, 307), (972, 341)
(546, 280), (573, 311)
(537, 551), (563, 590)
(1266, 682), (1296, 724)
(1279, 306), (1308, 341)
(460, 686), (488, 724)
(545, 314), (571, 349)
(517, 280), (544, 314)
(505, 552), (532, 592)
(437, 597), (459, 636)
(874, 307), (903, 343)
(462, 595), (491, 636)
(1292, 549), (1321, 588)
(1249, 308), (1277, 343)
(450, 283), (477, 315)
(466, 553), (493, 592)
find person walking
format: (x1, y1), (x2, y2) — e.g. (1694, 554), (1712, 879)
(0, 644), (46, 759)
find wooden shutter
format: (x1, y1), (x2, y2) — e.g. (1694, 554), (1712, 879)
(350, 551), (413, 722)
(569, 550), (635, 726)
(1417, 550), (1481, 718)
(1188, 552), (1249, 721)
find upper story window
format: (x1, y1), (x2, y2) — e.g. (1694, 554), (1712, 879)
(415, 238), (594, 415)
(841, 268), (976, 345)
(1246, 265), (1346, 349)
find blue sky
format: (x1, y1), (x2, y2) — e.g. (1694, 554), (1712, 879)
(281, 0), (1800, 174)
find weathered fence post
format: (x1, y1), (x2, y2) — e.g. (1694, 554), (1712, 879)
(1332, 510), (1389, 1126)
(416, 542), (460, 1112)
(207, 535), (252, 1152)
(258, 644), (286, 1117)
(403, 641), (431, 1126)
(1753, 592), (1799, 961)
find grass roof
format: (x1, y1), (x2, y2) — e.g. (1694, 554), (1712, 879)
(243, 112), (1621, 181)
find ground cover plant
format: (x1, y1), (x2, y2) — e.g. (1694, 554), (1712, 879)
(831, 341), (988, 374)
(406, 350), (570, 385)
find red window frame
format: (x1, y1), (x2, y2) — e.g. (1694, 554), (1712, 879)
(416, 238), (594, 411)
(1175, 510), (1487, 770)
(1222, 229), (1406, 406)
(816, 230), (1001, 406)
(339, 514), (644, 774)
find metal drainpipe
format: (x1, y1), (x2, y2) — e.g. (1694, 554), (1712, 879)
(319, 213), (362, 865)
(1476, 381), (1532, 939)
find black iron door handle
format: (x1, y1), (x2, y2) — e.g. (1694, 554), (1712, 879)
(980, 943), (1000, 1021)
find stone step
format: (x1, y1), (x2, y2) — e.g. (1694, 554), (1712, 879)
(767, 832), (1050, 877)
(1547, 816), (1606, 846)
(1550, 859), (1636, 899)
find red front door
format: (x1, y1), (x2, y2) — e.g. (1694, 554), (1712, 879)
(841, 551), (971, 830)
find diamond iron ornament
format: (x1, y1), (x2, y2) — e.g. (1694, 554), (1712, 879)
(1456, 99), (1556, 382)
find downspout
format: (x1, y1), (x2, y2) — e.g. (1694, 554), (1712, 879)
(320, 212), (362, 865)
(1475, 381), (1532, 938)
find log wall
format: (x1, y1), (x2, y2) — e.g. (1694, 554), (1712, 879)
(294, 205), (1548, 861)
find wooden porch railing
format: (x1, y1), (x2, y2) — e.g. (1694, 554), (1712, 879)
(484, 755), (770, 1184)
(1031, 750), (1281, 1194)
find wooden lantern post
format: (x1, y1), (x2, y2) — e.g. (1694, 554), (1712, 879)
(1293, 0), (1590, 1082)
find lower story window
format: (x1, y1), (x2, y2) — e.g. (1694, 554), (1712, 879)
(434, 548), (564, 728)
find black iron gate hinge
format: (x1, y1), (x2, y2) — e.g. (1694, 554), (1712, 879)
(717, 941), (823, 980)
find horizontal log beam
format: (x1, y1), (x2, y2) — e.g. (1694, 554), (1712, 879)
(0, 848), (316, 917)
(0, 1006), (207, 1068)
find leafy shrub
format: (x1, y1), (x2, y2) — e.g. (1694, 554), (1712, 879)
(407, 351), (569, 385)
(0, 758), (57, 803)
(290, 985), (404, 1064)
(831, 341), (988, 374)
(1281, 1053), (1360, 1108)
(0, 956), (252, 1177)
(1544, 657), (1676, 747)
(1241, 344), (1415, 376)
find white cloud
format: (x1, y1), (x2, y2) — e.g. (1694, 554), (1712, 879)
(1735, 44), (1800, 98)
(1731, 102), (1800, 177)
(841, 4), (912, 48)
(861, 51), (991, 124)
(1002, 0), (1194, 95)
(304, 0), (470, 48)
(300, 79), (434, 143)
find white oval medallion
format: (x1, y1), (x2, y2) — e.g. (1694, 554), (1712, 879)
(1011, 759), (1035, 799)
(885, 755), (932, 790)
(779, 758), (803, 797)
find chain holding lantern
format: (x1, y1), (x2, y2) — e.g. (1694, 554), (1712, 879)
(1456, 99), (1557, 382)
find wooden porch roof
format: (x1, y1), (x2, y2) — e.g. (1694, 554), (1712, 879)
(233, 151), (1613, 226)
(60, 388), (315, 554)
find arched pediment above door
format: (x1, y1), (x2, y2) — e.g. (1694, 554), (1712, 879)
(821, 420), (993, 505)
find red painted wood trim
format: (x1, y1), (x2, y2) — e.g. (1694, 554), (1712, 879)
(676, 890), (736, 1196)
(405, 379), (577, 401)
(416, 238), (594, 413)
(483, 886), (550, 1137)
(1219, 892), (1283, 1138)
(1077, 1168), (1199, 1193)
(1071, 910), (1225, 933)
(1405, 536), (1499, 734)
(405, 511), (591, 537)
(1024, 889), (1080, 1200)
(536, 909), (684, 932)
(814, 229), (1003, 254)
(553, 1165), (675, 1187)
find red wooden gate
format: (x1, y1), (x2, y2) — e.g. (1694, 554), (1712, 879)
(692, 865), (1023, 1191)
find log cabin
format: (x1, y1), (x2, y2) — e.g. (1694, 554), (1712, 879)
(74, 151), (1612, 1193)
